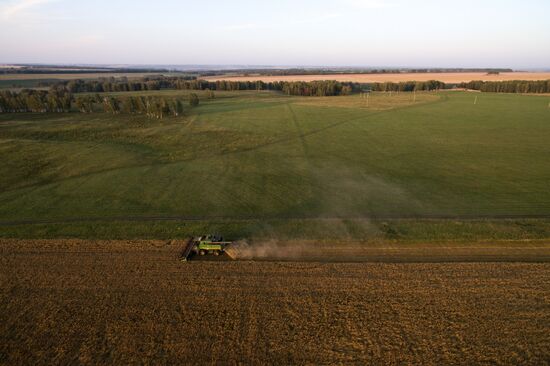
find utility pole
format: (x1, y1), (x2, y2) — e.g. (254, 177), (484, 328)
(474, 96), (478, 105)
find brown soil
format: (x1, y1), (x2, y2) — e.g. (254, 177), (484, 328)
(1, 239), (549, 364)
(205, 72), (550, 83)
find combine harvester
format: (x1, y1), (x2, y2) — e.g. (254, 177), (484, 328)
(180, 234), (234, 261)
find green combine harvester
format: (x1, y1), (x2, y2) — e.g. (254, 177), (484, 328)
(180, 234), (232, 261)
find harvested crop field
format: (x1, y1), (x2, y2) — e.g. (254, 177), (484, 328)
(1, 239), (549, 365)
(206, 72), (550, 83)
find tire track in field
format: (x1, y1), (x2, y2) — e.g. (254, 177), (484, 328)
(284, 103), (326, 209)
(286, 104), (310, 157)
(2, 214), (550, 226)
(0, 110), (373, 198)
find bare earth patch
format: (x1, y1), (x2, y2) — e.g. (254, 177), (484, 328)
(1, 239), (549, 364)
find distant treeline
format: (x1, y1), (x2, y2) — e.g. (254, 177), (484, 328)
(45, 76), (550, 96)
(458, 80), (550, 93)
(1, 65), (515, 76)
(0, 89), (202, 118)
(48, 77), (361, 96)
(0, 89), (72, 113)
(371, 80), (447, 92)
(4, 79), (548, 116)
(45, 76), (196, 92)
(198, 68), (514, 77)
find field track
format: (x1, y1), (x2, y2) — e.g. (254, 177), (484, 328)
(3, 214), (550, 227)
(206, 72), (550, 83)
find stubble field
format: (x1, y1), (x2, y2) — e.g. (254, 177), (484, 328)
(1, 239), (549, 365)
(206, 72), (550, 83)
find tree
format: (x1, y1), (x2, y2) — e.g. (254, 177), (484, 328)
(121, 97), (137, 114)
(75, 96), (92, 113)
(341, 85), (352, 96)
(103, 97), (119, 114)
(164, 99), (183, 117)
(189, 93), (200, 107)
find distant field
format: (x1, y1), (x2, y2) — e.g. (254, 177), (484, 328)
(0, 78), (55, 90)
(0, 72), (175, 80)
(1, 239), (548, 364)
(1, 90), (550, 240)
(0, 72), (180, 90)
(206, 72), (550, 83)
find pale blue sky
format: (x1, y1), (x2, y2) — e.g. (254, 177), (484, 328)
(0, 0), (549, 68)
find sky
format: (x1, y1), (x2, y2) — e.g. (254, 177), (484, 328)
(0, 0), (549, 69)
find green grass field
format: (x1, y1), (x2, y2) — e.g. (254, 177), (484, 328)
(1, 90), (550, 240)
(0, 79), (55, 90)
